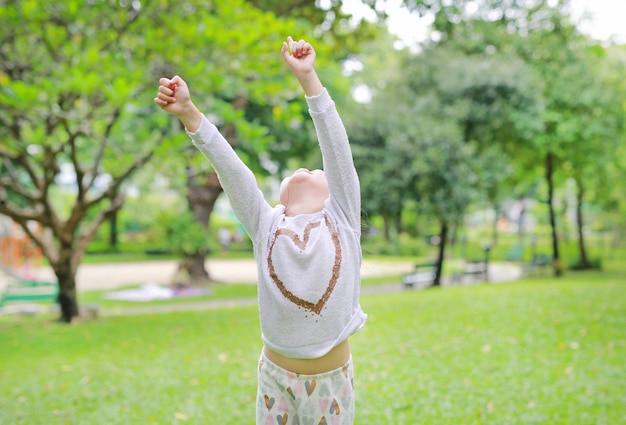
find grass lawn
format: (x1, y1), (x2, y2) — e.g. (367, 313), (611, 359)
(0, 269), (624, 424)
(77, 282), (259, 311)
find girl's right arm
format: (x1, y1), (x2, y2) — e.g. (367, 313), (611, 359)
(155, 76), (272, 239)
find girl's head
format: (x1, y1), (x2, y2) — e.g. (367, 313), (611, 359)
(279, 168), (329, 216)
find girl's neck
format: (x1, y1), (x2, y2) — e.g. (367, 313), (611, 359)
(284, 199), (325, 217)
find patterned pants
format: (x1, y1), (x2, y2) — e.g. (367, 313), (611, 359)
(256, 351), (355, 425)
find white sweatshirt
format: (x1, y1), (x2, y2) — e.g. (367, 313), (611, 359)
(188, 89), (367, 359)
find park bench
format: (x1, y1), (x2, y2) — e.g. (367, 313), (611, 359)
(523, 253), (552, 276)
(0, 263), (59, 313)
(402, 262), (437, 289)
(450, 258), (489, 285)
(504, 244), (524, 262)
(462, 259), (488, 283)
(0, 278), (59, 311)
(0, 280), (100, 318)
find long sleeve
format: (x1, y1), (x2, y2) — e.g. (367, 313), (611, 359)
(305, 89), (361, 232)
(186, 115), (273, 239)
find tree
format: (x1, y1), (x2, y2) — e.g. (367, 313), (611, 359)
(0, 0), (307, 320)
(401, 0), (624, 275)
(415, 38), (543, 248)
(558, 44), (626, 269)
(347, 36), (483, 284)
(0, 0), (165, 321)
(348, 26), (544, 283)
(599, 45), (626, 255)
(346, 33), (415, 240)
(156, 1), (383, 283)
(510, 8), (614, 275)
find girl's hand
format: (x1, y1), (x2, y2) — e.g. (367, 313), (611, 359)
(154, 75), (203, 132)
(281, 36), (323, 97)
(154, 75), (192, 117)
(281, 36), (316, 76)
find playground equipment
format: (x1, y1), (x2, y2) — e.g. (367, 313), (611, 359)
(0, 215), (42, 270)
(0, 215), (59, 312)
(0, 268), (59, 308)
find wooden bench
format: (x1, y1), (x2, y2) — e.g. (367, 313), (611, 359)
(402, 262), (437, 289)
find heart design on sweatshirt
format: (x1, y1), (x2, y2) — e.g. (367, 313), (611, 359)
(268, 214), (341, 315)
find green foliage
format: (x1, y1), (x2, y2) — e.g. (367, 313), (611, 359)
(362, 233), (428, 257)
(348, 0), (626, 274)
(569, 257), (602, 271)
(1, 0), (342, 319)
(157, 210), (210, 257)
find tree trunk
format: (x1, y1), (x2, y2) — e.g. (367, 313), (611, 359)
(559, 192), (570, 243)
(492, 203), (499, 248)
(394, 214), (402, 238)
(52, 253), (79, 323)
(575, 177), (590, 269)
(109, 210), (118, 249)
(182, 94), (248, 283)
(432, 221), (448, 287)
(449, 224), (458, 252)
(545, 152), (562, 276)
(517, 197), (527, 244)
(382, 213), (391, 241)
(187, 251), (210, 283)
(185, 166), (222, 283)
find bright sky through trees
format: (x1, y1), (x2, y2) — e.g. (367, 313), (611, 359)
(341, 0), (626, 46)
(570, 0), (626, 42)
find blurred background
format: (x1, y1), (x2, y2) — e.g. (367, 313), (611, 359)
(1, 0), (625, 321)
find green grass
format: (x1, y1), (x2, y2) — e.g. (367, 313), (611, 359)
(75, 274), (407, 311)
(1, 270), (624, 424)
(80, 249), (256, 265)
(355, 272), (625, 424)
(77, 282), (259, 310)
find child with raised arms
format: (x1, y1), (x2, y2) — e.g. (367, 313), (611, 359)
(154, 36), (367, 424)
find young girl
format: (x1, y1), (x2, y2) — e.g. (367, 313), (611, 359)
(155, 36), (367, 425)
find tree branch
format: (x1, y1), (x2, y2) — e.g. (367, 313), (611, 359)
(63, 119), (88, 204)
(86, 107), (122, 191)
(0, 154), (39, 202)
(83, 151), (154, 211)
(102, 6), (142, 51)
(72, 193), (125, 271)
(0, 199), (43, 227)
